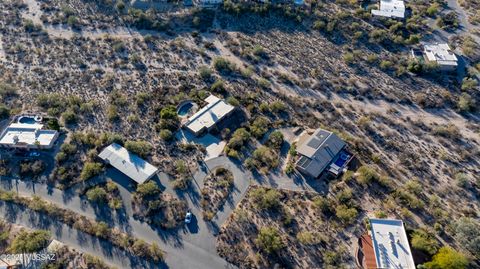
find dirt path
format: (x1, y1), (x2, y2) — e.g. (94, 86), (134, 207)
(0, 34), (5, 61)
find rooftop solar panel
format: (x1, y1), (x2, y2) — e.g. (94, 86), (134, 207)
(307, 137), (322, 149)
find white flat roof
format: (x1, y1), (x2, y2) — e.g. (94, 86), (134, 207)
(370, 218), (416, 269)
(98, 143), (158, 184)
(0, 123), (58, 147)
(184, 95), (234, 134)
(424, 43), (458, 66)
(372, 0), (405, 18)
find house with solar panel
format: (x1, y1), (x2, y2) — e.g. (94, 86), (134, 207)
(357, 218), (416, 269)
(295, 128), (353, 178)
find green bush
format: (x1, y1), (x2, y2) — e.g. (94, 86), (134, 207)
(356, 166), (379, 185)
(80, 162), (103, 181)
(136, 181), (160, 198)
(454, 217), (480, 256)
(213, 57), (236, 73)
(159, 129), (173, 141)
(250, 117), (270, 138)
(335, 204), (358, 224)
(267, 131), (284, 149)
(199, 66), (212, 80)
(255, 227), (285, 254)
(86, 186), (108, 204)
(8, 230), (51, 253)
(423, 247), (468, 269)
(411, 229), (439, 255)
(124, 140), (152, 158)
(251, 188), (281, 210)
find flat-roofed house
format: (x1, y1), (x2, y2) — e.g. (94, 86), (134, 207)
(357, 218), (416, 269)
(295, 128), (352, 178)
(371, 0), (405, 18)
(193, 0), (222, 7)
(0, 122), (59, 149)
(99, 143), (158, 184)
(183, 95), (235, 136)
(423, 43), (458, 71)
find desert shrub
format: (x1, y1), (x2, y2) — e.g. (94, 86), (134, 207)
(0, 82), (18, 99)
(227, 128), (250, 150)
(86, 186), (108, 204)
(461, 78), (478, 91)
(124, 140), (152, 158)
(159, 129), (173, 141)
(80, 162), (103, 181)
(213, 57), (236, 73)
(250, 117), (270, 138)
(411, 229), (439, 255)
(356, 165), (379, 185)
(270, 101), (286, 113)
(454, 217), (480, 256)
(199, 66), (212, 80)
(8, 230), (50, 253)
(20, 160), (46, 177)
(252, 146), (279, 169)
(226, 96), (240, 106)
(267, 131), (284, 149)
(210, 79), (225, 92)
(257, 78), (271, 89)
(296, 231), (324, 245)
(436, 12), (459, 29)
(457, 93), (475, 113)
(61, 109), (77, 124)
(251, 188), (281, 210)
(455, 173), (470, 188)
(335, 204), (358, 224)
(422, 247), (468, 269)
(255, 227), (284, 254)
(135, 181), (160, 198)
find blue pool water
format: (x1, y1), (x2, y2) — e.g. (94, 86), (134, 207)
(334, 152), (350, 167)
(18, 116), (37, 124)
(178, 103), (193, 116)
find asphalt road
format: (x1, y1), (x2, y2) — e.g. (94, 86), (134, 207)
(0, 172), (236, 269)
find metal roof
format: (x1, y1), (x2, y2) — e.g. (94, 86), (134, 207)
(371, 0), (405, 18)
(423, 43), (458, 67)
(370, 218), (416, 269)
(296, 129), (345, 178)
(98, 143), (158, 184)
(184, 95), (234, 135)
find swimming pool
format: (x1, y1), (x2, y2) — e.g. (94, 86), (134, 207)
(333, 151), (351, 168)
(18, 116), (37, 124)
(178, 102), (194, 117)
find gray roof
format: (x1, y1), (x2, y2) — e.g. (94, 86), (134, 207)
(296, 129), (345, 178)
(98, 143), (158, 184)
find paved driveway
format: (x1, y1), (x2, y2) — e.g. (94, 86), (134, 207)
(0, 175), (235, 269)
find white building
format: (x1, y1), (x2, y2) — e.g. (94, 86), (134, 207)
(369, 218), (416, 269)
(193, 0), (223, 7)
(183, 95), (235, 136)
(98, 143), (158, 184)
(423, 43), (458, 71)
(0, 122), (59, 149)
(371, 0), (405, 19)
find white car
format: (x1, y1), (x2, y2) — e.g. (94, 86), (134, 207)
(185, 211), (192, 224)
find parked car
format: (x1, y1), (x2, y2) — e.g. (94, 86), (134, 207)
(28, 152), (40, 157)
(185, 210), (192, 224)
